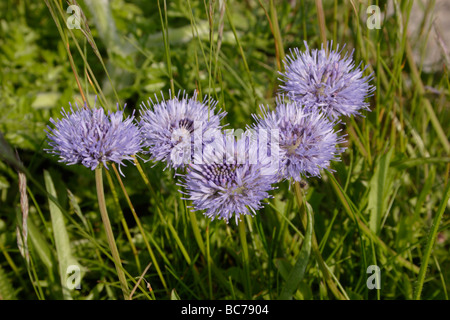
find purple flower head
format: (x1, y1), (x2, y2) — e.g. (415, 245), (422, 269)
(139, 91), (227, 170)
(46, 102), (143, 173)
(179, 130), (278, 224)
(279, 41), (375, 119)
(252, 96), (346, 182)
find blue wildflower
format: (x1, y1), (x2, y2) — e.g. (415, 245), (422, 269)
(279, 41), (375, 119)
(179, 130), (277, 224)
(139, 91), (227, 170)
(252, 96), (345, 181)
(46, 102), (142, 173)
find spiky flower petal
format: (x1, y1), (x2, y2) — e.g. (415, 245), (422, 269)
(252, 96), (345, 181)
(139, 91), (227, 170)
(46, 103), (142, 172)
(179, 130), (277, 224)
(279, 41), (375, 119)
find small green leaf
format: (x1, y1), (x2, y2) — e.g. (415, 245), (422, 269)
(25, 214), (54, 272)
(279, 202), (313, 300)
(171, 288), (181, 300)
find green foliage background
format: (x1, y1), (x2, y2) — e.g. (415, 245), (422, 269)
(0, 0), (448, 300)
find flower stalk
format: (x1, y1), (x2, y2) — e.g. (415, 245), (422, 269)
(111, 162), (168, 292)
(238, 218), (252, 299)
(95, 166), (130, 300)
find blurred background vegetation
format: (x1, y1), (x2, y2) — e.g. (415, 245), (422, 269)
(0, 0), (448, 300)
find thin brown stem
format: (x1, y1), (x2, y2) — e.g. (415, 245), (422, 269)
(315, 0), (327, 47)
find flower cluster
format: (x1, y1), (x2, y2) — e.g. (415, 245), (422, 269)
(46, 102), (142, 173)
(279, 41), (375, 120)
(178, 130), (278, 224)
(139, 91), (226, 170)
(45, 42), (374, 224)
(252, 96), (346, 182)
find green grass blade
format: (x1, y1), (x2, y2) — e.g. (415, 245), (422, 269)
(269, 0), (285, 65)
(390, 157), (450, 170)
(225, 2), (257, 107)
(326, 171), (420, 274)
(238, 218), (252, 299)
(368, 148), (394, 234)
(44, 170), (81, 300)
(414, 180), (450, 300)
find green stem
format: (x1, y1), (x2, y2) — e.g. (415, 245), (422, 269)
(133, 158), (211, 297)
(133, 159), (191, 264)
(269, 0), (285, 71)
(95, 166), (130, 300)
(104, 168), (142, 274)
(157, 0), (175, 94)
(294, 181), (348, 300)
(206, 223), (213, 299)
(180, 178), (244, 298)
(414, 181), (450, 300)
(189, 209), (206, 255)
(238, 218), (252, 299)
(257, 0), (281, 71)
(111, 164), (168, 292)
